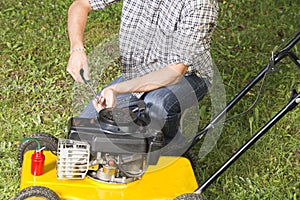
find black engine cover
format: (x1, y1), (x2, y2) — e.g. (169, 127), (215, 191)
(68, 117), (149, 154)
(68, 107), (164, 163)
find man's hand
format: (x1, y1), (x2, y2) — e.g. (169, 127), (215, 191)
(93, 87), (118, 112)
(67, 51), (90, 83)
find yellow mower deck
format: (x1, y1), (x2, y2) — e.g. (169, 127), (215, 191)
(20, 151), (198, 200)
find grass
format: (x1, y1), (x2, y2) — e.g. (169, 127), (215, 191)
(0, 0), (299, 199)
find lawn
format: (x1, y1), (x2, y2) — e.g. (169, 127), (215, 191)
(0, 0), (299, 199)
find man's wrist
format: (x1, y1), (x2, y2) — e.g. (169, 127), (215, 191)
(70, 47), (86, 54)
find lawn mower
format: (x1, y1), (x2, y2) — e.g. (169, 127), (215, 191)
(14, 30), (300, 200)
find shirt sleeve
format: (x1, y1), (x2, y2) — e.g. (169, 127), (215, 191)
(168, 0), (218, 76)
(88, 0), (120, 10)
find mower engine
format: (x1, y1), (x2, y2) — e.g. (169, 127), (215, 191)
(56, 107), (164, 184)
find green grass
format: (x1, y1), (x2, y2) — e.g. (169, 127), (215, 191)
(0, 0), (299, 199)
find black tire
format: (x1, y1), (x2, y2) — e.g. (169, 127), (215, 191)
(174, 193), (206, 200)
(18, 132), (58, 166)
(13, 186), (60, 200)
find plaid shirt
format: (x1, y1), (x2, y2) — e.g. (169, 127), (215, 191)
(89, 0), (218, 83)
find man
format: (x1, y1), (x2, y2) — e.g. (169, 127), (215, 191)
(67, 0), (218, 145)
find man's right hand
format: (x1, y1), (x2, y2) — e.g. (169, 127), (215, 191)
(67, 50), (90, 83)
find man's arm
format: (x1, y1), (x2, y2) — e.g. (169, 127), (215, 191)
(95, 63), (188, 110)
(67, 0), (92, 83)
(112, 63), (188, 93)
(68, 0), (92, 51)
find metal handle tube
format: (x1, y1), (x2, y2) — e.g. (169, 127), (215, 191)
(190, 30), (300, 146)
(276, 30), (300, 54)
(195, 92), (300, 193)
(190, 63), (270, 145)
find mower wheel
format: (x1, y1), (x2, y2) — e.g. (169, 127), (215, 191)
(174, 193), (206, 200)
(13, 186), (60, 200)
(18, 132), (58, 166)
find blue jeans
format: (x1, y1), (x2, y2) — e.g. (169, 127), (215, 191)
(79, 73), (209, 143)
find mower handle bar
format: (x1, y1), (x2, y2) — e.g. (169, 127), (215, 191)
(189, 29), (300, 193)
(187, 30), (300, 194)
(190, 29), (300, 143)
(276, 29), (300, 55)
(274, 29), (300, 67)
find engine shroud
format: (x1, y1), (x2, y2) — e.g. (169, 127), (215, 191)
(68, 117), (150, 154)
(67, 107), (164, 183)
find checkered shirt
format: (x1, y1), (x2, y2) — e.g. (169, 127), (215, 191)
(89, 0), (218, 83)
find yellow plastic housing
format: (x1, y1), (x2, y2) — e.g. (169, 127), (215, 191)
(20, 151), (198, 200)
